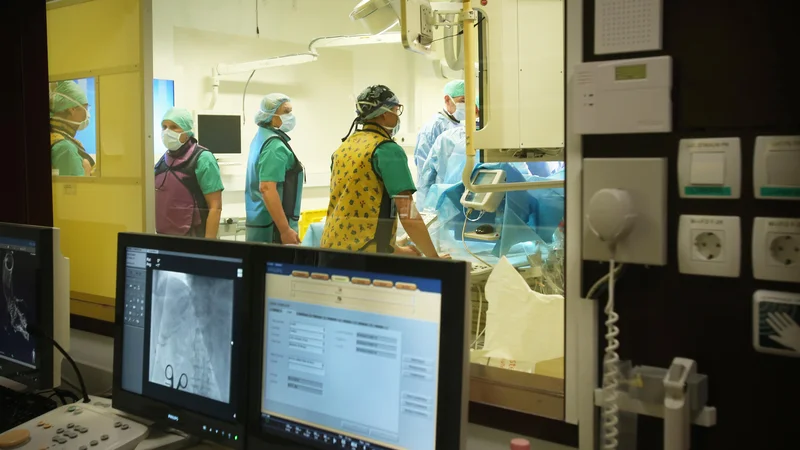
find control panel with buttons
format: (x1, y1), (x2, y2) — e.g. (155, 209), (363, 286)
(0, 402), (148, 450)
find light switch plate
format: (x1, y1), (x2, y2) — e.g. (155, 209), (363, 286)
(678, 137), (741, 199)
(753, 217), (800, 283)
(753, 290), (800, 357)
(583, 158), (667, 265)
(678, 215), (741, 277)
(754, 136), (800, 200)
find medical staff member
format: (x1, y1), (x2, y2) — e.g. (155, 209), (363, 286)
(412, 79), (465, 169)
(155, 108), (224, 239)
(321, 85), (446, 258)
(49, 81), (94, 176)
(245, 93), (304, 244)
(416, 95), (480, 209)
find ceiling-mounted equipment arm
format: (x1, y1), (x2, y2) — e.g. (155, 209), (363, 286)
(431, 1), (465, 70)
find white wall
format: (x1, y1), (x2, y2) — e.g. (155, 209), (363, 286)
(153, 0), (451, 219)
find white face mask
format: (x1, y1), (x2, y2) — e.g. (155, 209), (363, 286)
(61, 107), (90, 131)
(161, 129), (186, 151)
(453, 103), (467, 122)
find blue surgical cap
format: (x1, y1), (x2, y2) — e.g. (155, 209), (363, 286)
(162, 107), (195, 137)
(444, 80), (465, 99)
(255, 93), (291, 126)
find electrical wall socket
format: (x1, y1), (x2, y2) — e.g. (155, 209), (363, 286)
(753, 217), (800, 283)
(678, 215), (741, 277)
(582, 158), (668, 265)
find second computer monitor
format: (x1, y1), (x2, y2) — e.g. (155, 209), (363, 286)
(0, 223), (68, 391)
(249, 246), (471, 450)
(112, 233), (251, 449)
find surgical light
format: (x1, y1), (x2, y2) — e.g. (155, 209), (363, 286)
(350, 0), (399, 35)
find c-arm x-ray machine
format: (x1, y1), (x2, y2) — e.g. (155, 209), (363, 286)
(387, 0), (565, 194)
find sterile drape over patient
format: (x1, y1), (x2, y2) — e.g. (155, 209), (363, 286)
(148, 270), (234, 403)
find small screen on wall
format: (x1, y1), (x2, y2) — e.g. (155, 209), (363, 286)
(197, 115), (242, 154)
(615, 64), (647, 81)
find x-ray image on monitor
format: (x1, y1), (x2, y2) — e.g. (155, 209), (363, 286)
(147, 270), (233, 404)
(0, 246), (38, 368)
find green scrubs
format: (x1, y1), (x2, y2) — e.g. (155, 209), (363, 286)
(51, 140), (85, 176)
(373, 141), (417, 196)
(195, 152), (224, 195)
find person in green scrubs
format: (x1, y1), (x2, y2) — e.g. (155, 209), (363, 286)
(245, 93), (304, 244)
(49, 81), (94, 176)
(154, 108), (224, 239)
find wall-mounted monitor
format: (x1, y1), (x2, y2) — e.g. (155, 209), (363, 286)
(153, 79), (176, 158)
(196, 113), (242, 154)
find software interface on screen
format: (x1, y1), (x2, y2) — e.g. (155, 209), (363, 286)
(0, 237), (39, 370)
(120, 247), (243, 422)
(260, 263), (442, 450)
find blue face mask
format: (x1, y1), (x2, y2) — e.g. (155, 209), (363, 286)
(383, 117), (401, 137)
(453, 103), (467, 122)
(279, 113), (296, 133)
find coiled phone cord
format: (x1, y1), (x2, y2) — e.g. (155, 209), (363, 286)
(602, 258), (620, 449)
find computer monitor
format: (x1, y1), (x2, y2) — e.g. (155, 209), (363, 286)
(196, 112), (242, 154)
(248, 245), (470, 450)
(0, 223), (69, 391)
(112, 233), (252, 449)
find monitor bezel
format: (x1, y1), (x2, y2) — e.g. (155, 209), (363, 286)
(111, 233), (252, 449)
(247, 244), (470, 450)
(0, 223), (55, 391)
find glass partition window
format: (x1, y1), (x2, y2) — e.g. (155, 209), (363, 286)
(147, 0), (565, 418)
(46, 0), (566, 419)
(47, 0), (146, 324)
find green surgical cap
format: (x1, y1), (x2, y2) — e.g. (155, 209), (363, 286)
(162, 107), (195, 137)
(443, 80), (465, 99)
(255, 93), (291, 126)
(50, 81), (88, 114)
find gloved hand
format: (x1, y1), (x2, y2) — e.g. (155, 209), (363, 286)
(766, 312), (800, 352)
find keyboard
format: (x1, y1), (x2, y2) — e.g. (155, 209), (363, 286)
(0, 387), (58, 433)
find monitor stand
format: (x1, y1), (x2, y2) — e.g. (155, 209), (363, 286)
(52, 228), (70, 389)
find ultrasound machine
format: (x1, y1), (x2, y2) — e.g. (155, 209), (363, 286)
(0, 223), (70, 433)
(1, 232), (471, 450)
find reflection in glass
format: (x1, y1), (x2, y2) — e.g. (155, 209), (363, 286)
(49, 78), (97, 176)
